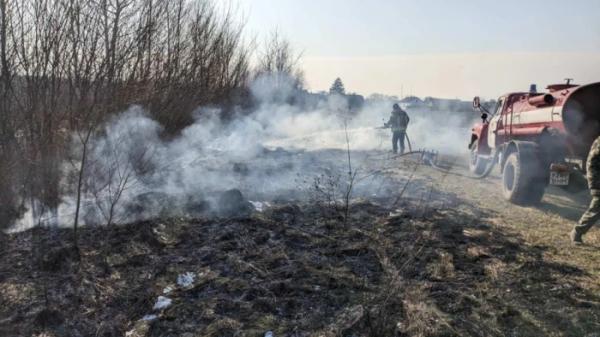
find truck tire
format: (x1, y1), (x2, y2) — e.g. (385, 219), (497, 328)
(502, 152), (545, 205)
(469, 141), (489, 175)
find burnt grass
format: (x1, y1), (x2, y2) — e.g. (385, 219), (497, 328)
(1, 198), (600, 337)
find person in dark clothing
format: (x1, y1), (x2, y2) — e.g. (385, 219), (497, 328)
(384, 103), (410, 154)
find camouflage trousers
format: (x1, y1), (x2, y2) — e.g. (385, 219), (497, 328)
(575, 193), (600, 235)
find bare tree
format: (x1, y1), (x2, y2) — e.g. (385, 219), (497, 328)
(256, 30), (304, 91)
(342, 119), (357, 227)
(85, 127), (155, 226)
(72, 126), (94, 250)
(1, 0), (253, 236)
(0, 0), (19, 229)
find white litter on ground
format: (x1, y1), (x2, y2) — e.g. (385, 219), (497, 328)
(177, 272), (195, 288)
(142, 314), (158, 321)
(264, 331), (274, 337)
(153, 296), (172, 310)
(250, 201), (270, 212)
(163, 286), (173, 294)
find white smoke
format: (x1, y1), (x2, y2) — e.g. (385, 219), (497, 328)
(11, 74), (474, 231)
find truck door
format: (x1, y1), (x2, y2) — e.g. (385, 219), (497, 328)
(487, 98), (506, 149)
(511, 105), (520, 128)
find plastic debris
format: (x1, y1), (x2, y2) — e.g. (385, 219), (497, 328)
(177, 272), (195, 288)
(264, 331), (274, 337)
(250, 201), (270, 212)
(153, 296), (172, 310)
(142, 314), (158, 321)
(163, 286), (173, 294)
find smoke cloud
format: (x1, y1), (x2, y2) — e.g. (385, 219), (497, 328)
(11, 74), (474, 231)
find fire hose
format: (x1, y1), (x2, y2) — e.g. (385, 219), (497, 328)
(382, 130), (499, 180)
(405, 132), (413, 153)
(426, 146), (500, 180)
(468, 149), (499, 179)
(376, 127), (498, 180)
(388, 148), (498, 180)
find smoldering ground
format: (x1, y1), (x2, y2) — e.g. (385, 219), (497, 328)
(10, 75), (474, 231)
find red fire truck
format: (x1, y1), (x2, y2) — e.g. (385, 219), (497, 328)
(469, 80), (600, 204)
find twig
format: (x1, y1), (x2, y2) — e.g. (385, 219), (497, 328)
(343, 119), (356, 227)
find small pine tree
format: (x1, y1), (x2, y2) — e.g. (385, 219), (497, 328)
(329, 77), (346, 95)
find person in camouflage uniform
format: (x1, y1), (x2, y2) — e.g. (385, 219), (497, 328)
(571, 135), (600, 244)
(384, 104), (410, 154)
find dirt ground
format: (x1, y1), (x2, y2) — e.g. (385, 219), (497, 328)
(1, 151), (599, 337)
(393, 154), (600, 336)
(420, 154), (600, 284)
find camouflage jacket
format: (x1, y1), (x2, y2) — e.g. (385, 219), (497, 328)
(586, 136), (600, 194)
(385, 109), (410, 132)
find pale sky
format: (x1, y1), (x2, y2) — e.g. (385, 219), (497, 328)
(238, 0), (600, 99)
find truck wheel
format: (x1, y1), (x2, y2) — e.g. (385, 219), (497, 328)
(502, 152), (545, 205)
(526, 178), (546, 204)
(469, 141), (489, 175)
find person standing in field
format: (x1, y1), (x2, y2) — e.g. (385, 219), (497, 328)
(384, 103), (410, 154)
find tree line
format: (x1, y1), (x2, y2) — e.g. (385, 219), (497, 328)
(0, 0), (302, 230)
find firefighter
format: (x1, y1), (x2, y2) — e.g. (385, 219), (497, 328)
(384, 103), (410, 154)
(571, 135), (600, 245)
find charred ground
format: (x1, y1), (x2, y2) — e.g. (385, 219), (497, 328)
(1, 153), (600, 337)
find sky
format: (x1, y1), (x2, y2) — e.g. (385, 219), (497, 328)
(237, 0), (600, 99)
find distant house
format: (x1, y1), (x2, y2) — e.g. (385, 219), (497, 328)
(368, 93), (399, 102)
(423, 97), (472, 112)
(292, 90), (322, 109)
(289, 89), (364, 114)
(346, 93), (365, 112)
(400, 96), (426, 110)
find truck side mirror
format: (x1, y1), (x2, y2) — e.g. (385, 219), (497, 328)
(472, 96), (481, 109)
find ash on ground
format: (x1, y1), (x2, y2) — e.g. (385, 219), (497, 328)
(3, 184), (597, 336)
(69, 149), (442, 226)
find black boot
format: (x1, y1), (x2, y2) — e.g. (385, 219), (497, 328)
(570, 229), (583, 245)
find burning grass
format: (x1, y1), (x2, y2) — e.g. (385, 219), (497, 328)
(1, 192), (600, 336)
